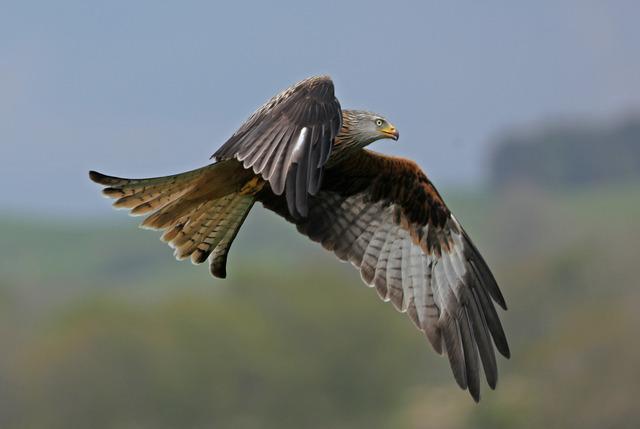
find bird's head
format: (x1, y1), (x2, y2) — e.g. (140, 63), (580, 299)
(341, 110), (399, 146)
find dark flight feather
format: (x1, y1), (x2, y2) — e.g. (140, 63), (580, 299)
(213, 76), (342, 218)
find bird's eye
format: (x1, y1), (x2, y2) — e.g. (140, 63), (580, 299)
(375, 119), (384, 127)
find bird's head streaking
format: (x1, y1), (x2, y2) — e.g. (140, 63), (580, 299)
(338, 110), (399, 150)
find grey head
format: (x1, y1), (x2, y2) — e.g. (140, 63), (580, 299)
(340, 109), (399, 147)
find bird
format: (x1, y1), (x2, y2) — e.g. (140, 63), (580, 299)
(89, 75), (509, 401)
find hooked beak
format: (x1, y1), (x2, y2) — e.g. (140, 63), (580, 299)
(380, 124), (399, 141)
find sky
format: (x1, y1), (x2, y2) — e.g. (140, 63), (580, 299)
(2, 0), (639, 216)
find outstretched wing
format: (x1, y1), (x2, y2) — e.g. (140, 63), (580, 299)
(258, 149), (509, 401)
(213, 75), (342, 218)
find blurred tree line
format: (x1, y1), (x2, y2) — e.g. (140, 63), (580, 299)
(490, 115), (640, 189)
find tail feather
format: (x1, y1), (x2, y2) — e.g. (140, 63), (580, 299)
(141, 198), (201, 230)
(168, 193), (255, 271)
(169, 200), (222, 248)
(90, 168), (205, 198)
(122, 180), (195, 214)
(89, 160), (259, 278)
(90, 166), (212, 218)
(160, 201), (210, 243)
(173, 195), (237, 258)
(187, 194), (255, 265)
(208, 195), (254, 277)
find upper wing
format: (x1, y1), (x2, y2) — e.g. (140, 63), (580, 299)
(258, 149), (509, 401)
(213, 75), (342, 218)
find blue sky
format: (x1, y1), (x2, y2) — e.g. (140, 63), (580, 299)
(2, 0), (639, 215)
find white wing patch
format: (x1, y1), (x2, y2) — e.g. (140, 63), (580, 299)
(291, 127), (309, 158)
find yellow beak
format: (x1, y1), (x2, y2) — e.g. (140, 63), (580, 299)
(380, 124), (399, 140)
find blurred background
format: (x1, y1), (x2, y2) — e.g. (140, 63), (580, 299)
(2, 1), (640, 428)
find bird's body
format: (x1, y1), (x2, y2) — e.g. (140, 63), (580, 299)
(90, 75), (509, 401)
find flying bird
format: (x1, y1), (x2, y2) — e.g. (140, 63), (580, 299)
(89, 75), (509, 401)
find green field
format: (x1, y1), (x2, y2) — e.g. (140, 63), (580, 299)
(1, 184), (639, 428)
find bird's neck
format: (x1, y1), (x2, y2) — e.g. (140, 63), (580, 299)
(328, 127), (371, 166)
(327, 132), (362, 167)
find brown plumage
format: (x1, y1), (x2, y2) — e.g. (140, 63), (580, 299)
(90, 75), (509, 402)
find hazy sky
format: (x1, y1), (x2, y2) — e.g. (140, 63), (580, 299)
(2, 0), (639, 216)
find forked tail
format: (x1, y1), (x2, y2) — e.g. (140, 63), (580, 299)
(89, 159), (260, 278)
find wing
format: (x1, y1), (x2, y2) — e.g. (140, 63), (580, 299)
(213, 75), (342, 218)
(258, 149), (509, 401)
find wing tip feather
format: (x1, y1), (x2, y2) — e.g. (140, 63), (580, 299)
(88, 170), (106, 183)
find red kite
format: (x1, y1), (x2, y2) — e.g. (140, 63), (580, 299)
(90, 76), (509, 401)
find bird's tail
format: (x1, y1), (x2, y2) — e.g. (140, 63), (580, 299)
(89, 159), (261, 278)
